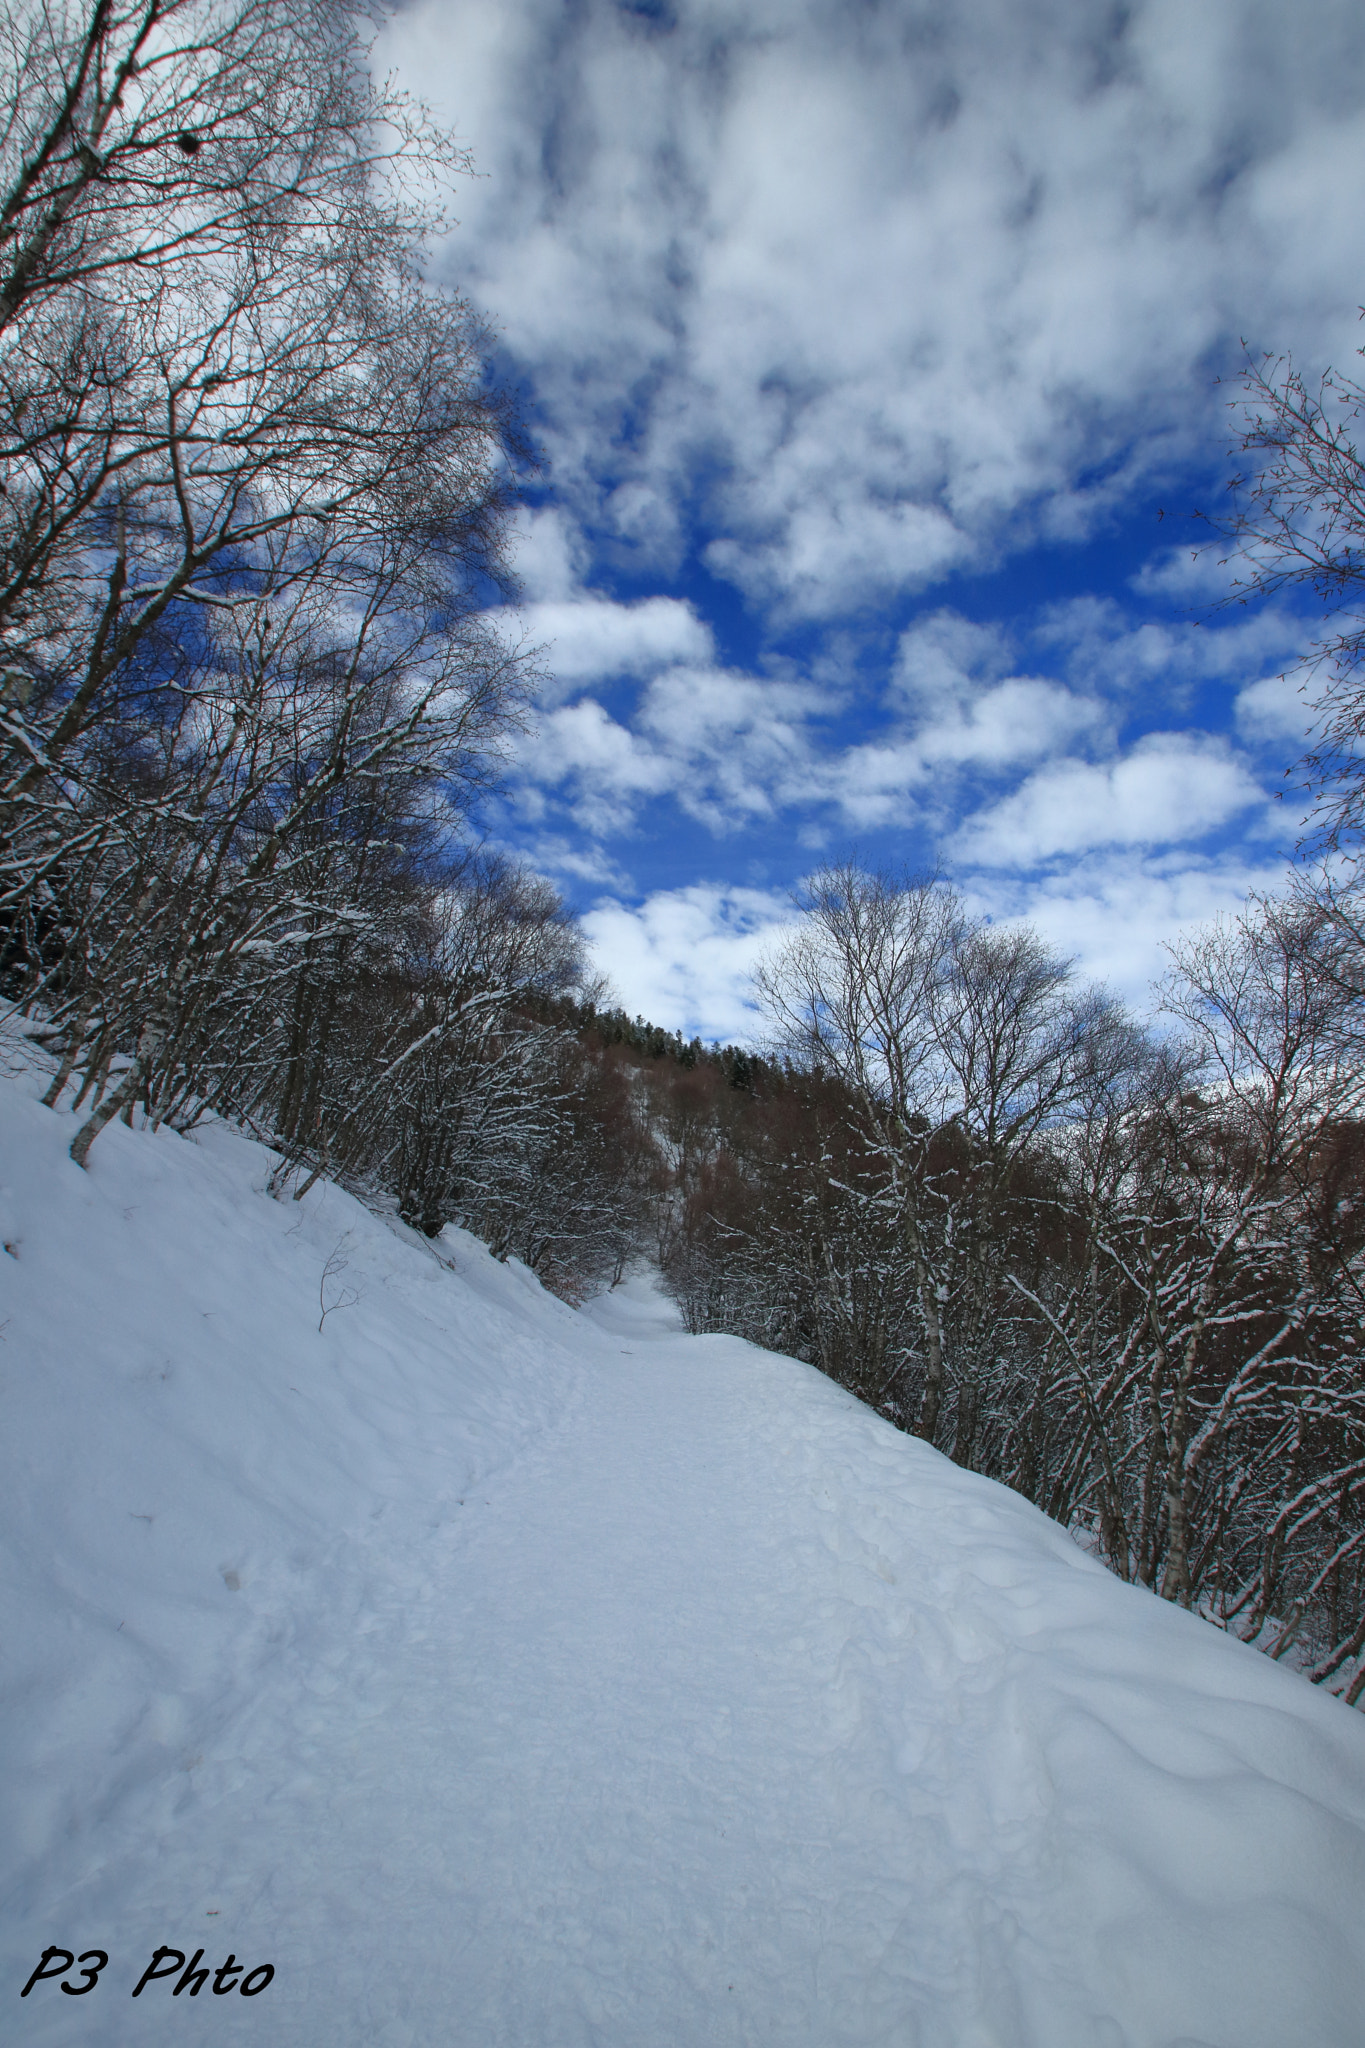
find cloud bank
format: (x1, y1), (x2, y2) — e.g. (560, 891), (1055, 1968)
(388, 0), (1365, 615)
(375, 0), (1363, 1038)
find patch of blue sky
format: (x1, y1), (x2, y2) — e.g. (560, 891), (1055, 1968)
(383, 0), (1365, 1038)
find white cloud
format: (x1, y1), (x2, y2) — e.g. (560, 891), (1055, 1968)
(916, 677), (1109, 772)
(514, 643), (1105, 842)
(519, 835), (634, 892)
(705, 498), (970, 618)
(368, 2), (1358, 1032)
(798, 607), (1111, 826)
(639, 666), (820, 754)
(511, 508), (589, 603)
(509, 600), (1289, 849)
(520, 700), (668, 789)
(384, 0), (1365, 618)
(515, 699), (676, 834)
(504, 588), (1300, 857)
(517, 596), (713, 697)
(1234, 670), (1316, 744)
(638, 666), (828, 828)
(498, 508), (716, 698)
(581, 884), (795, 1042)
(512, 665), (828, 836)
(585, 854), (1302, 1040)
(891, 612), (1014, 709)
(963, 850), (1294, 1011)
(1129, 544), (1241, 604)
(958, 732), (1273, 865)
(829, 680), (1108, 828)
(1036, 597), (1310, 698)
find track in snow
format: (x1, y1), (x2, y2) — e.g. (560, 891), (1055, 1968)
(4, 1073), (1365, 2047)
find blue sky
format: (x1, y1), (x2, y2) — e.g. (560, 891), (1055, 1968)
(380, 0), (1365, 1041)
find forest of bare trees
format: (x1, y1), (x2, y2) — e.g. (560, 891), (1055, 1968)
(3, 0), (1364, 1704)
(652, 867), (1365, 1701)
(0, 0), (612, 1279)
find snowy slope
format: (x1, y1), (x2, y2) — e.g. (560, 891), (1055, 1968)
(3, 1045), (1365, 2048)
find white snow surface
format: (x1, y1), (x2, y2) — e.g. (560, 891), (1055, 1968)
(4, 1049), (1365, 2048)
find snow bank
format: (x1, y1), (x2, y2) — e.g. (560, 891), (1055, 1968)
(3, 1045), (1364, 2047)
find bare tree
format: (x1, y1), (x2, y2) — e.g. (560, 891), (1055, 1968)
(671, 865), (1365, 1695)
(755, 864), (960, 1433)
(0, 0), (532, 1164)
(997, 895), (1365, 1687)
(755, 864), (1122, 1449)
(1216, 340), (1365, 852)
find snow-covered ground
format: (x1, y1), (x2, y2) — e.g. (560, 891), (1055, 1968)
(4, 1044), (1365, 2048)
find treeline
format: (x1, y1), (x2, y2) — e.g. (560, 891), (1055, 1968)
(0, 0), (726, 1311)
(4, 1), (1365, 1702)
(0, 0), (610, 1284)
(650, 866), (1365, 1704)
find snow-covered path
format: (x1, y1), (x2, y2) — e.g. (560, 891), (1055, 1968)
(5, 1063), (1365, 2046)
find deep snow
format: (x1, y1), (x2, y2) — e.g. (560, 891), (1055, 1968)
(3, 1042), (1365, 2047)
